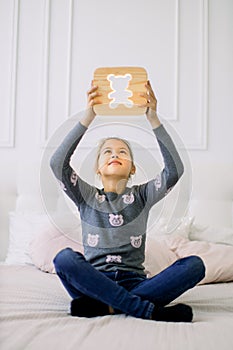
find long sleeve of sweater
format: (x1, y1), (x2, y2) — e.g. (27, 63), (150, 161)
(50, 122), (87, 182)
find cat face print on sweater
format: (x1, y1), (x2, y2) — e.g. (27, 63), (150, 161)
(95, 192), (106, 203)
(122, 192), (134, 204)
(108, 214), (124, 227)
(70, 170), (78, 187)
(87, 234), (100, 247)
(130, 235), (142, 248)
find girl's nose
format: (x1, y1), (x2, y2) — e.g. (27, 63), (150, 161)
(111, 154), (119, 158)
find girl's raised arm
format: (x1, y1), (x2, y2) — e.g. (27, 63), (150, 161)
(50, 83), (101, 180)
(50, 84), (101, 208)
(138, 81), (184, 207)
(139, 80), (161, 129)
(80, 83), (101, 127)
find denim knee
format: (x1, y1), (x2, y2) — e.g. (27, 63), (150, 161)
(53, 248), (70, 272)
(53, 247), (83, 271)
(186, 255), (206, 282)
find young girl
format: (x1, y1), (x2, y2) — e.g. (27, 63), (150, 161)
(50, 81), (205, 322)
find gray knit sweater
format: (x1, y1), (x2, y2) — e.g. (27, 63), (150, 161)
(50, 122), (184, 275)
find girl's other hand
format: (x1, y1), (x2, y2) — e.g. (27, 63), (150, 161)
(87, 81), (101, 110)
(81, 82), (102, 127)
(139, 80), (161, 129)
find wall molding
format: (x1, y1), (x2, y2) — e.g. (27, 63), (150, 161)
(0, 0), (19, 148)
(65, 0), (74, 119)
(167, 0), (209, 150)
(40, 0), (51, 146)
(40, 0), (74, 147)
(166, 0), (179, 121)
(186, 0), (209, 150)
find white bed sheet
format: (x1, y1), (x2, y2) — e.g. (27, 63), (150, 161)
(1, 265), (233, 350)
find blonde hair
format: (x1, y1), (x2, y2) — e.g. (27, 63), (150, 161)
(94, 137), (135, 174)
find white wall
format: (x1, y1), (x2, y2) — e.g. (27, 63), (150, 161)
(0, 0), (233, 260)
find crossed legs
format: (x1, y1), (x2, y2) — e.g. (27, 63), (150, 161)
(53, 248), (205, 321)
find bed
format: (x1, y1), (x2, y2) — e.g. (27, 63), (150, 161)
(1, 264), (233, 350)
(1, 200), (233, 350)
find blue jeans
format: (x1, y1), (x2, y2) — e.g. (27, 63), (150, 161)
(53, 248), (205, 320)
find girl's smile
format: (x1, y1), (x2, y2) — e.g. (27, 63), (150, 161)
(108, 159), (122, 166)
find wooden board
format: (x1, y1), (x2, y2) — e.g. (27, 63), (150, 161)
(93, 67), (148, 115)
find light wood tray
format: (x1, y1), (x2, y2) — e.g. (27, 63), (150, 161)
(93, 67), (148, 115)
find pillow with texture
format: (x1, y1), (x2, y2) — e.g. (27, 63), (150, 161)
(144, 235), (177, 277)
(29, 226), (84, 273)
(165, 235), (233, 284)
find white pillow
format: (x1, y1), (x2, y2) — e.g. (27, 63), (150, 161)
(189, 224), (233, 246)
(29, 226), (83, 273)
(168, 216), (233, 246)
(5, 212), (52, 265)
(144, 235), (177, 277)
(165, 235), (233, 284)
(5, 211), (82, 265)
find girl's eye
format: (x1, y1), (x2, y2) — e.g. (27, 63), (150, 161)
(120, 150), (127, 154)
(104, 150), (111, 154)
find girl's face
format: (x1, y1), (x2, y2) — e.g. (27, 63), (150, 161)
(97, 139), (135, 179)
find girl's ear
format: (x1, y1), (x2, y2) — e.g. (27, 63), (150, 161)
(96, 169), (101, 175)
(130, 164), (136, 175)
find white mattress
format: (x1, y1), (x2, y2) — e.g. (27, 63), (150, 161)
(1, 265), (233, 350)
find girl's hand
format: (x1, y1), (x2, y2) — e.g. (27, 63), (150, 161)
(81, 82), (101, 127)
(87, 82), (101, 110)
(139, 80), (161, 129)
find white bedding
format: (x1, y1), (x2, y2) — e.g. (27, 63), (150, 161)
(1, 265), (233, 350)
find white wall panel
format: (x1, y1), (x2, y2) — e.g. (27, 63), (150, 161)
(1, 0), (231, 154)
(0, 0), (18, 147)
(176, 0), (208, 149)
(40, 0), (73, 145)
(41, 0), (208, 149)
(0, 0), (233, 260)
(70, 0), (180, 122)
